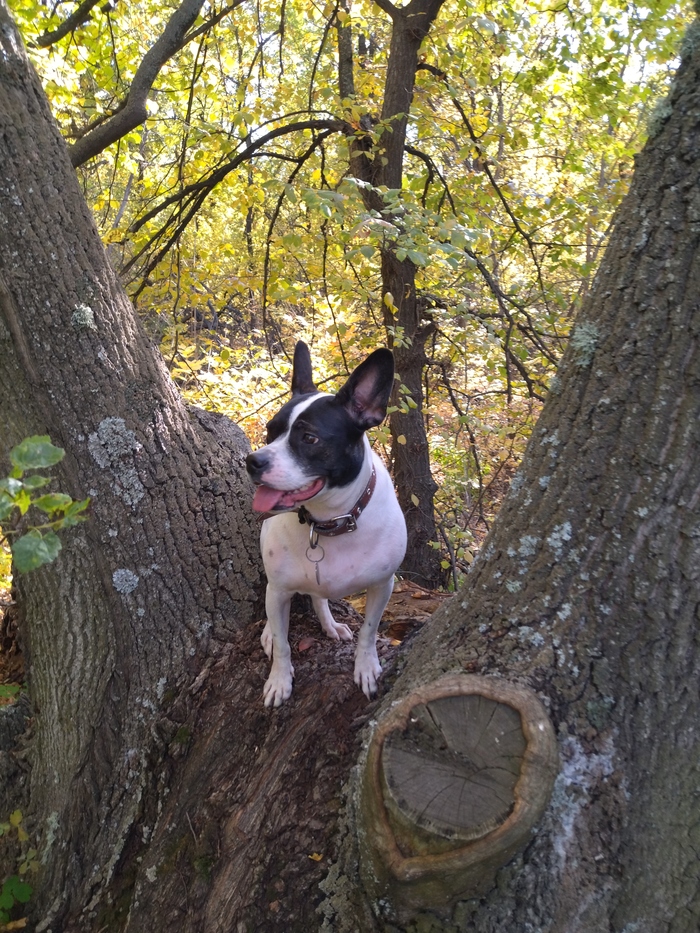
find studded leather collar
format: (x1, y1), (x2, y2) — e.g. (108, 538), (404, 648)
(297, 466), (377, 537)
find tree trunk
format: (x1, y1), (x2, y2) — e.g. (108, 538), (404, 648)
(321, 27), (700, 932)
(0, 5), (261, 926)
(381, 251), (441, 587)
(3, 3), (700, 931)
(340, 0), (446, 587)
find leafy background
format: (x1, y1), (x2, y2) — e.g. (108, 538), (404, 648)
(2, 0), (691, 589)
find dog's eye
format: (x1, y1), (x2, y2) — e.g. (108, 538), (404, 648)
(302, 433), (319, 445)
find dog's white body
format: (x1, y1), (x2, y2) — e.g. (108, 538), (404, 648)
(247, 346), (407, 706)
(260, 438), (406, 706)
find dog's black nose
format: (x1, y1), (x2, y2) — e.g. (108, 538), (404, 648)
(246, 450), (270, 478)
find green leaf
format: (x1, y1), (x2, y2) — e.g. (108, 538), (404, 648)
(0, 493), (15, 521)
(407, 249), (428, 266)
(10, 436), (64, 472)
(57, 498), (90, 528)
(450, 227), (474, 250)
(32, 493), (73, 514)
(14, 489), (32, 516)
(11, 530), (62, 573)
(0, 477), (23, 495)
(5, 875), (32, 904)
(20, 474), (51, 491)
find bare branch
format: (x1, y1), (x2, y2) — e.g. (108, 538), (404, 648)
(128, 118), (344, 234)
(336, 0), (355, 99)
(372, 0), (400, 19)
(182, 0), (243, 45)
(126, 124), (341, 292)
(35, 0), (102, 48)
(68, 0), (245, 167)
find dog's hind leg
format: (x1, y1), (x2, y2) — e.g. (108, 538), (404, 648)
(354, 576), (394, 698)
(261, 585), (295, 707)
(312, 596), (353, 642)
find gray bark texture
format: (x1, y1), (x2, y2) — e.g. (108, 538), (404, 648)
(322, 24), (700, 933)
(1, 1), (699, 931)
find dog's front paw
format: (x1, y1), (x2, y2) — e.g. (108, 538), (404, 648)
(354, 651), (382, 699)
(321, 620), (353, 642)
(263, 666), (294, 707)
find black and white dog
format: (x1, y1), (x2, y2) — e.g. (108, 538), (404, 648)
(246, 342), (407, 707)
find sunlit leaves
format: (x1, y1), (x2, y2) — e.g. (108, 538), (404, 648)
(12, 0), (691, 582)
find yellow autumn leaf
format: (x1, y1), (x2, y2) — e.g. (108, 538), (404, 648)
(397, 435), (406, 445)
(410, 494), (419, 506)
(308, 852), (323, 862)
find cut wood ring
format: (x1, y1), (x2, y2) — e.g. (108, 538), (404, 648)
(358, 673), (559, 914)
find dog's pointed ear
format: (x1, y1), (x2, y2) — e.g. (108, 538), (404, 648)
(291, 341), (316, 396)
(336, 348), (394, 430)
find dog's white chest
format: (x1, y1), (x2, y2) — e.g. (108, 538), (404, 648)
(260, 499), (405, 600)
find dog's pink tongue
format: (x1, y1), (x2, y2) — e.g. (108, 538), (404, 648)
(252, 478), (325, 513)
(252, 484), (285, 512)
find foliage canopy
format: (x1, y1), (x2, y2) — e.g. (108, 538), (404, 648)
(9, 0), (692, 581)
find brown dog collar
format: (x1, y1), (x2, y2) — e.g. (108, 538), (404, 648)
(297, 466), (376, 538)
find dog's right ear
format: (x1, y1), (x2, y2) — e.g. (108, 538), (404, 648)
(291, 341), (317, 396)
(336, 348), (395, 430)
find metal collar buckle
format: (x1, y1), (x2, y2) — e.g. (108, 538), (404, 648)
(308, 514), (357, 549)
(333, 513), (358, 533)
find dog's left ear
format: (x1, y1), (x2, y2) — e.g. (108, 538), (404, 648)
(336, 348), (395, 430)
(291, 341), (317, 396)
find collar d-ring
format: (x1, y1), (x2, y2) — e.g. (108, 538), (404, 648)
(308, 522), (320, 549)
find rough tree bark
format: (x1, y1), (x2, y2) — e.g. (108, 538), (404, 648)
(0, 3), (264, 926)
(2, 3), (700, 932)
(321, 25), (700, 932)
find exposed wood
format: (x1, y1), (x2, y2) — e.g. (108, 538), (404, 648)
(357, 674), (558, 917)
(383, 695), (525, 843)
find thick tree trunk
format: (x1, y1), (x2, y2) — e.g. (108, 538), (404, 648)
(0, 6), (262, 927)
(320, 28), (700, 932)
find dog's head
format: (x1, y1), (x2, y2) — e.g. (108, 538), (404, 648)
(246, 341), (394, 512)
